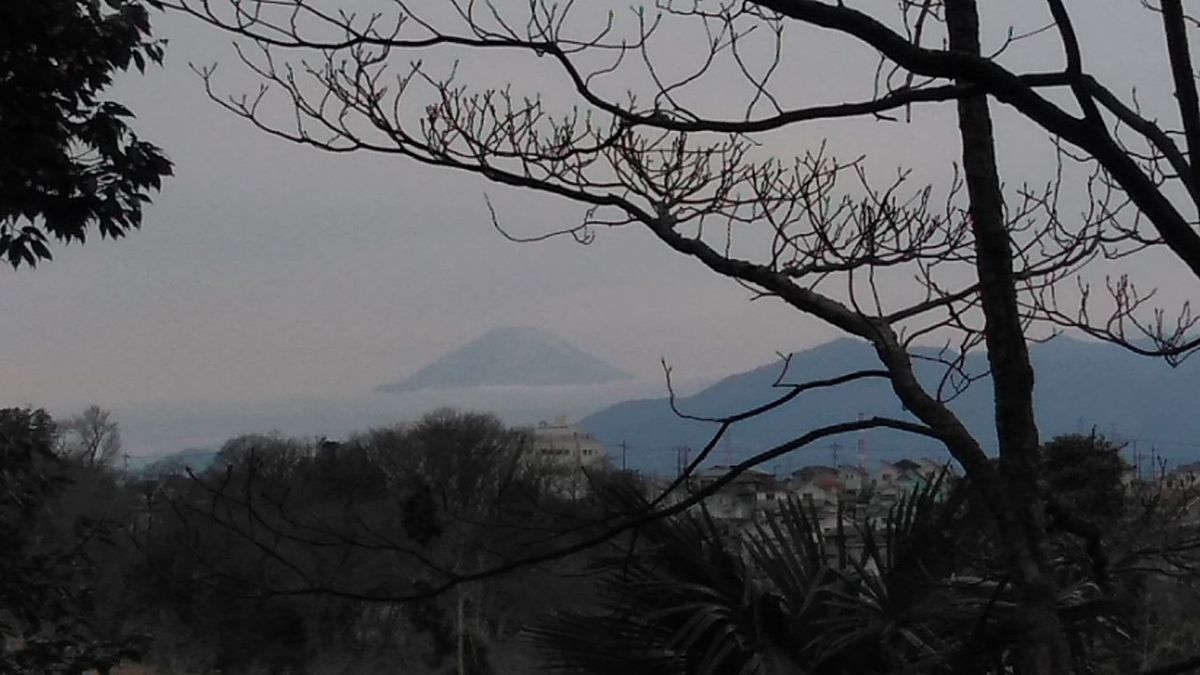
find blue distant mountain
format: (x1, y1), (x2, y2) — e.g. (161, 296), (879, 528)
(137, 447), (219, 477)
(376, 326), (632, 393)
(579, 337), (1200, 475)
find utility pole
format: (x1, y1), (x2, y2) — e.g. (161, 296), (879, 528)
(621, 440), (627, 471)
(675, 446), (692, 478)
(572, 432), (581, 501)
(856, 412), (869, 470)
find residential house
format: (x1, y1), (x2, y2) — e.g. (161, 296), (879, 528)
(1170, 461), (1200, 488)
(692, 465), (780, 522)
(838, 465), (867, 496)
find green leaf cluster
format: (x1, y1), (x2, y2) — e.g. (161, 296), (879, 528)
(0, 0), (172, 268)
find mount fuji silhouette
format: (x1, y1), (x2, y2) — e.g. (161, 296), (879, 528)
(376, 326), (632, 393)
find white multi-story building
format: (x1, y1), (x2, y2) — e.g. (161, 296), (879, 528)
(522, 417), (609, 498)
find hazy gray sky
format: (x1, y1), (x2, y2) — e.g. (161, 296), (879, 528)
(2, 1), (1194, 454)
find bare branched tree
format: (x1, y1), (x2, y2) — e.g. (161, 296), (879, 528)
(58, 404), (122, 467)
(161, 0), (1200, 672)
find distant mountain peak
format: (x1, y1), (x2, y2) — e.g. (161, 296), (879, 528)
(578, 335), (1200, 475)
(376, 326), (632, 393)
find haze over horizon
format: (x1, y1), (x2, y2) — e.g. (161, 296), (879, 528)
(109, 324), (722, 456)
(3, 2), (1198, 457)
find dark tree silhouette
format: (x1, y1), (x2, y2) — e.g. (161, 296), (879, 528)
(1043, 433), (1131, 531)
(57, 405), (123, 467)
(0, 407), (144, 673)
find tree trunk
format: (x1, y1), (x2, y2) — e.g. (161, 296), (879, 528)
(458, 585), (466, 675)
(943, 1), (1070, 672)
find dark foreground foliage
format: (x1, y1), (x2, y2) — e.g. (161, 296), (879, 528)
(0, 408), (145, 673)
(3, 408), (1200, 674)
(528, 454), (1200, 675)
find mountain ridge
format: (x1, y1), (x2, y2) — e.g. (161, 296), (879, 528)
(579, 336), (1200, 475)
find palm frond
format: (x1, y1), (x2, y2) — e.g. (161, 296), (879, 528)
(526, 470), (1030, 675)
